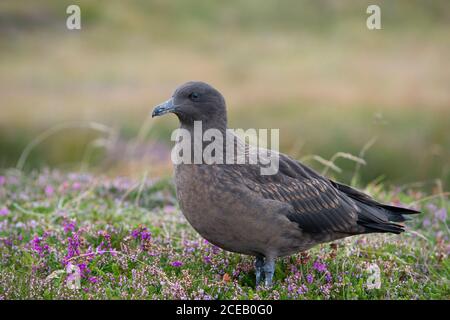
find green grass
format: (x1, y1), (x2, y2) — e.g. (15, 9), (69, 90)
(0, 169), (448, 299)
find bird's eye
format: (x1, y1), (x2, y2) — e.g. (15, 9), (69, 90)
(189, 92), (200, 101)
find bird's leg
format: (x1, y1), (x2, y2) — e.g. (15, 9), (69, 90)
(263, 257), (275, 287)
(255, 256), (264, 287)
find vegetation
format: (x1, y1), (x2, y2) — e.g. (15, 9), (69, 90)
(0, 1), (448, 299)
(0, 170), (448, 299)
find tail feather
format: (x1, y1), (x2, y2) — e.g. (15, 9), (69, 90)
(356, 203), (407, 234)
(332, 181), (420, 233)
(360, 222), (405, 234)
(380, 204), (420, 222)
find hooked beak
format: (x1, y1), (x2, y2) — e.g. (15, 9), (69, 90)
(152, 98), (175, 118)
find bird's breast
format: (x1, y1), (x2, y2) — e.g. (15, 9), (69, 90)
(174, 164), (230, 219)
(173, 164), (264, 254)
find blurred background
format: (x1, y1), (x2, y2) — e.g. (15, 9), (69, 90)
(0, 0), (449, 189)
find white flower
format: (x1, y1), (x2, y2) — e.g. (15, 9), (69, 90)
(366, 263), (381, 290)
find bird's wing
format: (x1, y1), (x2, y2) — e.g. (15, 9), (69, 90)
(243, 152), (412, 234)
(245, 174), (363, 234)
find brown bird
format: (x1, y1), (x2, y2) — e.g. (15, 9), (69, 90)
(152, 81), (419, 286)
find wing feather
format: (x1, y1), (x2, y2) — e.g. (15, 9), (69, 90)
(239, 152), (416, 235)
(246, 176), (361, 234)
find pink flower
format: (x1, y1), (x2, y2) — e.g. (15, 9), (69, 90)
(163, 205), (176, 213)
(0, 207), (9, 216)
(59, 182), (70, 193)
(45, 185), (54, 197)
(72, 182), (81, 190)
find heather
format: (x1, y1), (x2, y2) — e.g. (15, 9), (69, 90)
(0, 170), (448, 299)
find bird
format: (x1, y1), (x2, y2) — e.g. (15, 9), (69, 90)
(152, 81), (419, 287)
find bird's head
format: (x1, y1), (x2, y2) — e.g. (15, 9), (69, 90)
(152, 81), (227, 129)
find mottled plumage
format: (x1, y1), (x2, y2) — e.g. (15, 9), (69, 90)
(152, 81), (419, 286)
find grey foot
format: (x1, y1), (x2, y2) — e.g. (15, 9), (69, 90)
(263, 258), (275, 287)
(255, 256), (264, 287)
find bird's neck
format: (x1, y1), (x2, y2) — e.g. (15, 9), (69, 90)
(176, 119), (233, 164)
(179, 118), (228, 135)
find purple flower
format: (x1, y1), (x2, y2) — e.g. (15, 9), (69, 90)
(171, 261), (183, 267)
(422, 218), (431, 227)
(426, 203), (437, 212)
(64, 233), (81, 264)
(0, 176), (5, 186)
(131, 227), (151, 249)
(0, 207), (9, 216)
(88, 276), (98, 284)
(95, 243), (105, 255)
(78, 263), (86, 271)
(313, 261), (327, 273)
(141, 231), (151, 240)
(131, 228), (140, 239)
(63, 220), (76, 233)
(435, 208), (447, 222)
(297, 284), (308, 294)
(320, 284), (331, 295)
(203, 255), (212, 264)
(31, 236), (41, 251)
(306, 274), (314, 283)
(325, 272), (332, 283)
(77, 263), (90, 278)
(31, 235), (48, 257)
